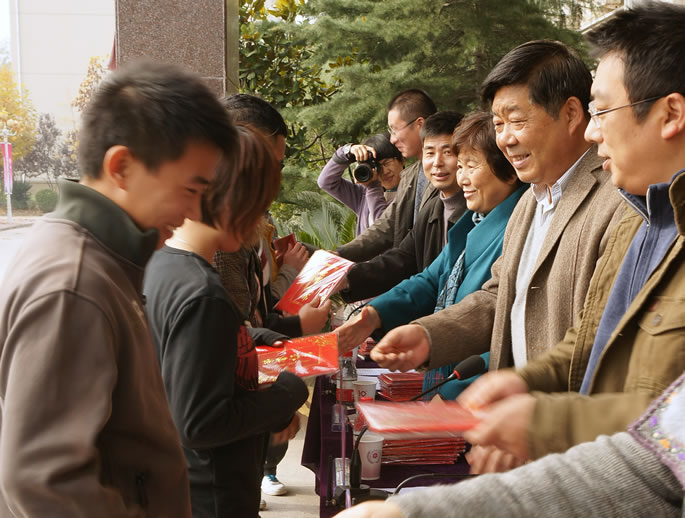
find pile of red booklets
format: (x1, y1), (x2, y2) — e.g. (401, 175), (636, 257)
(358, 338), (376, 357)
(358, 388), (478, 465)
(382, 437), (466, 465)
(378, 372), (425, 401)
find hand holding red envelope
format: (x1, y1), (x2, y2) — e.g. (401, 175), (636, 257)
(275, 250), (354, 314)
(257, 332), (340, 385)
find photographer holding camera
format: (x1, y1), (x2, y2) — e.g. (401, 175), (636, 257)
(318, 133), (404, 236)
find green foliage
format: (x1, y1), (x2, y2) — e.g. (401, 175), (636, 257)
(239, 0), (344, 213)
(9, 180), (31, 209)
(292, 0), (586, 145)
(272, 190), (356, 250)
(35, 188), (58, 213)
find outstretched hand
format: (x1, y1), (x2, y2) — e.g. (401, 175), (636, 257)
(370, 324), (430, 371)
(336, 306), (382, 354)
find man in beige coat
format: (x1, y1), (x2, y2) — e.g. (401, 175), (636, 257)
(370, 41), (623, 472)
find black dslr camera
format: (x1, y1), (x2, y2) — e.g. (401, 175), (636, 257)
(351, 157), (381, 183)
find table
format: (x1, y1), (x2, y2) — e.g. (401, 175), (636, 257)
(302, 374), (471, 517)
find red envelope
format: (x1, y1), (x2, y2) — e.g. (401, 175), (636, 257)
(275, 250), (353, 314)
(257, 332), (339, 385)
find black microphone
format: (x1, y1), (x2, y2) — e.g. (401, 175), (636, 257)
(410, 355), (487, 401)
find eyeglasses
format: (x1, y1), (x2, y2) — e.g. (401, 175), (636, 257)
(588, 96), (662, 128)
(388, 117), (418, 136)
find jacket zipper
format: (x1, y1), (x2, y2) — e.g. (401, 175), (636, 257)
(135, 472), (148, 508)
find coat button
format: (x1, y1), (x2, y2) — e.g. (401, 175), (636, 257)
(652, 314), (662, 326)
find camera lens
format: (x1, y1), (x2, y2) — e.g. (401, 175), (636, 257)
(353, 163), (374, 183)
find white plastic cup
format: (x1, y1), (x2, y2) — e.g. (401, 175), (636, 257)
(358, 432), (384, 480)
(352, 379), (377, 402)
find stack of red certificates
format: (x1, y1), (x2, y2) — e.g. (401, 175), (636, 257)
(358, 338), (376, 357)
(378, 372), (425, 401)
(382, 437), (466, 465)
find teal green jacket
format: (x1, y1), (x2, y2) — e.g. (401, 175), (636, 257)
(371, 184), (528, 331)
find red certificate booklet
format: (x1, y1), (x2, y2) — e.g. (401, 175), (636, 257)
(356, 399), (479, 439)
(256, 333), (339, 385)
(275, 250), (354, 314)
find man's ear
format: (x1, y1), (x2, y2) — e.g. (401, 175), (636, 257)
(102, 145), (134, 189)
(564, 96), (586, 135)
(661, 93), (685, 140)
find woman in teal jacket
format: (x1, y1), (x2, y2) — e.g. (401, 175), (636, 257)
(337, 111), (527, 399)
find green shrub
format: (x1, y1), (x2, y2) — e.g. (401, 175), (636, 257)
(35, 188), (58, 213)
(5, 180), (32, 210)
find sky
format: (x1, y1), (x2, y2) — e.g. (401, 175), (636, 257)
(0, 0), (9, 56)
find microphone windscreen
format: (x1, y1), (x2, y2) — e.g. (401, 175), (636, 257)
(453, 355), (487, 380)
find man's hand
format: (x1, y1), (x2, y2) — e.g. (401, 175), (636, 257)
(334, 500), (404, 518)
(281, 242), (309, 273)
(458, 369), (529, 410)
(298, 296), (332, 335)
(272, 413), (301, 445)
(466, 445), (524, 474)
(462, 393), (535, 461)
(370, 324), (430, 371)
(336, 306), (382, 354)
(350, 145), (380, 185)
(349, 144), (377, 163)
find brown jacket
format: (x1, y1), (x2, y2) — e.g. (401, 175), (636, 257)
(417, 148), (623, 371)
(517, 169), (685, 459)
(0, 181), (190, 517)
(337, 160), (437, 262)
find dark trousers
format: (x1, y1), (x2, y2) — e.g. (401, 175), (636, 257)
(264, 435), (288, 476)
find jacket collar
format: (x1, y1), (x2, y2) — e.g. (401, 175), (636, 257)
(52, 179), (159, 268)
(620, 169), (685, 236)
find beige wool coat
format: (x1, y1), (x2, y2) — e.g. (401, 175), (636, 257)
(417, 147), (624, 371)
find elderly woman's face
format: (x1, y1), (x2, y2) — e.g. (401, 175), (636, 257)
(457, 147), (517, 214)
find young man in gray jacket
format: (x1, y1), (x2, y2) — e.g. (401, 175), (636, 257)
(0, 61), (235, 516)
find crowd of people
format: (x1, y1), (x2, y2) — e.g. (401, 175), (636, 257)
(0, 2), (682, 517)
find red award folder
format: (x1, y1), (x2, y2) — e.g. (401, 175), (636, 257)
(257, 332), (339, 385)
(275, 250), (353, 314)
(356, 399), (479, 439)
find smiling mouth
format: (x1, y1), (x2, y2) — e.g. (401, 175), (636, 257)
(509, 153), (530, 168)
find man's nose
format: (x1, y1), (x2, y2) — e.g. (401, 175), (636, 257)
(584, 120), (602, 144)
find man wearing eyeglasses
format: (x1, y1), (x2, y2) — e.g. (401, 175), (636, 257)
(336, 89), (440, 262)
(387, 2), (685, 478)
